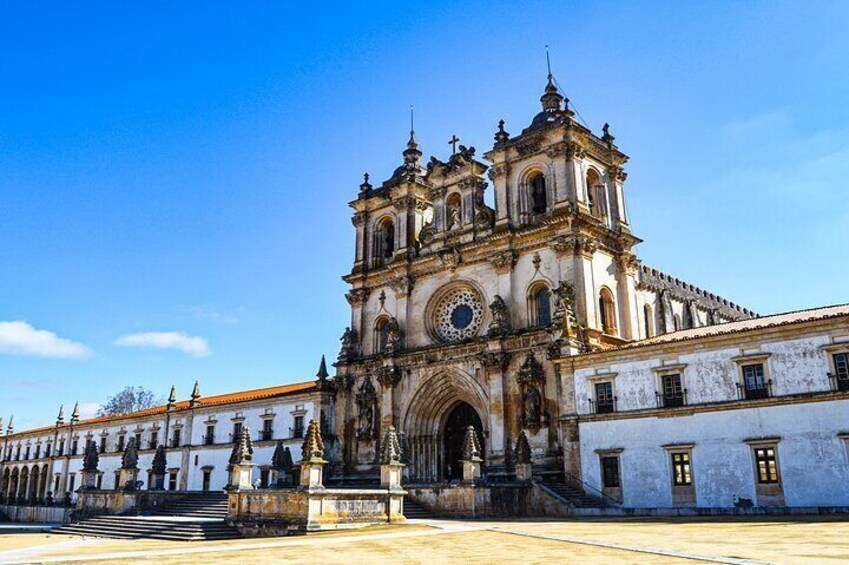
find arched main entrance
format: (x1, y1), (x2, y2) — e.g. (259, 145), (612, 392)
(443, 402), (484, 481)
(402, 371), (489, 483)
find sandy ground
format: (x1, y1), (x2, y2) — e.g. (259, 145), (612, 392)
(0, 517), (846, 565)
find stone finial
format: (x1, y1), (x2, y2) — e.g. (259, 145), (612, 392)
(301, 419), (325, 461)
(282, 447), (293, 473)
(56, 405), (65, 425)
(380, 426), (403, 465)
(82, 441), (99, 473)
(229, 426), (254, 466)
(316, 355), (329, 389)
(167, 385), (177, 407)
(461, 426), (482, 462)
(122, 437), (139, 470)
(71, 402), (80, 424)
(494, 119), (510, 146)
(398, 431), (410, 465)
(152, 445), (167, 475)
(601, 122), (615, 147)
(515, 431), (532, 465)
(6, 416), (13, 434)
(0, 418), (3, 437)
(190, 381), (201, 406)
(271, 441), (287, 472)
(360, 172), (372, 193)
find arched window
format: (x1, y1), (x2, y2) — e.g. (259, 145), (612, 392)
(446, 193), (462, 230)
(644, 304), (654, 338)
(374, 217), (395, 265)
(598, 288), (617, 335)
(528, 283), (552, 327)
(586, 169), (605, 217)
(374, 316), (390, 354)
(529, 173), (547, 215)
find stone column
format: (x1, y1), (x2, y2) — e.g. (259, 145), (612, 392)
(615, 254), (639, 341)
(488, 162), (511, 229)
(480, 348), (510, 472)
(573, 239), (598, 330)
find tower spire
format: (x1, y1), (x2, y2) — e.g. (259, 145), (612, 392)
(402, 105), (422, 170)
(540, 46), (564, 114)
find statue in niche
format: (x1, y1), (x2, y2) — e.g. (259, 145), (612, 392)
(522, 387), (542, 430)
(384, 317), (403, 354)
(447, 204), (461, 230)
(551, 281), (580, 336)
(418, 220), (435, 246)
(355, 378), (377, 441)
(487, 295), (511, 336)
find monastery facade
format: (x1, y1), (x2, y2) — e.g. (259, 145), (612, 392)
(2, 71), (848, 511)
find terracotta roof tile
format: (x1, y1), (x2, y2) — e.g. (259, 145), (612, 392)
(582, 303), (849, 357)
(5, 381), (317, 440)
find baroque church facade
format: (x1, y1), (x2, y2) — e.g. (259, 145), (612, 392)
(332, 73), (754, 484)
(3, 70), (848, 512)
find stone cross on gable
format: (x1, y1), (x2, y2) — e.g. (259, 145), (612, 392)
(449, 134), (461, 155)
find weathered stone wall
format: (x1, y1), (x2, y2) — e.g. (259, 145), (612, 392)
(228, 488), (404, 537)
(0, 503), (71, 523)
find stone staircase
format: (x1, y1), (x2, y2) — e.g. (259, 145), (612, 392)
(53, 492), (240, 541)
(539, 480), (609, 508)
(403, 497), (438, 519)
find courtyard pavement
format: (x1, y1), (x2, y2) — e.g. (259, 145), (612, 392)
(0, 516), (846, 564)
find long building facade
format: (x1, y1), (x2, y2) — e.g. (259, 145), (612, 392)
(2, 70), (847, 511)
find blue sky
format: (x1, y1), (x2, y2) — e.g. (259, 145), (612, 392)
(2, 1), (848, 430)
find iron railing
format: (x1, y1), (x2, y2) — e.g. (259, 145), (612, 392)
(828, 372), (849, 392)
(736, 379), (772, 401)
(588, 396), (617, 414)
(655, 389), (688, 409)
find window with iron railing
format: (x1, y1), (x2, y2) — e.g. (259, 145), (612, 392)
(829, 353), (849, 392)
(293, 416), (305, 439)
(737, 363), (771, 400)
(656, 373), (687, 408)
(260, 419), (273, 441)
(590, 381), (617, 414)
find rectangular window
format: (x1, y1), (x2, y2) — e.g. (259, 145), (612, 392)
(115, 470), (122, 489)
(661, 374), (684, 408)
(293, 416), (305, 439)
(100, 437), (107, 453)
(172, 429), (181, 448)
(594, 382), (615, 414)
(671, 452), (692, 486)
(232, 422), (243, 442)
(71, 439), (78, 455)
(135, 433), (142, 448)
(754, 447), (779, 484)
(58, 440), (65, 456)
(150, 434), (158, 450)
(15, 446), (21, 460)
(260, 468), (270, 488)
(25, 446), (30, 460)
(117, 436), (125, 453)
(54, 475), (60, 493)
(45, 443), (51, 457)
(202, 469), (211, 492)
(833, 353), (849, 392)
(68, 474), (76, 492)
(262, 419), (273, 441)
(35, 445), (41, 459)
(742, 363), (769, 399)
(168, 471), (178, 491)
(601, 456), (620, 488)
(205, 425), (215, 445)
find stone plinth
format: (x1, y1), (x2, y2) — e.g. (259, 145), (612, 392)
(119, 468), (139, 491)
(461, 459), (481, 484)
(299, 458), (326, 489)
(380, 463), (404, 490)
(228, 462), (255, 491)
(228, 487), (406, 537)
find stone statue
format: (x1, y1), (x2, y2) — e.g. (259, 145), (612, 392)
(339, 327), (359, 361)
(522, 387), (542, 429)
(384, 317), (403, 354)
(551, 281), (578, 333)
(448, 204), (461, 230)
(355, 378), (377, 441)
(418, 219), (435, 246)
(487, 295), (511, 336)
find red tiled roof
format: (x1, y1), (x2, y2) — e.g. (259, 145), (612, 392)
(580, 303), (849, 357)
(5, 381), (317, 439)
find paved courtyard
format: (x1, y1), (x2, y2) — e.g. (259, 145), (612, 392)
(0, 516), (846, 565)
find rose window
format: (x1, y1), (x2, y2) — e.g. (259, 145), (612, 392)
(433, 287), (484, 342)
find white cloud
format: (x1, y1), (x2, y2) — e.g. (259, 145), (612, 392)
(115, 331), (211, 357)
(76, 402), (101, 419)
(0, 321), (93, 359)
